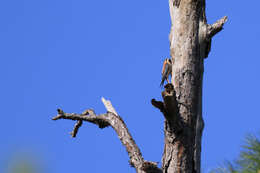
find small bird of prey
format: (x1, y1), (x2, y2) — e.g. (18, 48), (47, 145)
(160, 58), (172, 87)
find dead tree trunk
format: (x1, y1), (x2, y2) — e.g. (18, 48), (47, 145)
(153, 0), (227, 172)
(52, 0), (227, 172)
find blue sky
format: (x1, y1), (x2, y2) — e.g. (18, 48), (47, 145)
(1, 0), (260, 172)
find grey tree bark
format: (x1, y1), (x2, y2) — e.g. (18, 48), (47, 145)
(156, 0), (227, 172)
(52, 0), (227, 172)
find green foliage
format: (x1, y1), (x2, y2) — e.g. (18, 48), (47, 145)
(237, 134), (260, 173)
(210, 133), (260, 173)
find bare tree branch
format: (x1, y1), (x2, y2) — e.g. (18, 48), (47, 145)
(207, 16), (228, 39)
(70, 120), (83, 137)
(52, 108), (110, 129)
(101, 97), (118, 116)
(52, 98), (162, 173)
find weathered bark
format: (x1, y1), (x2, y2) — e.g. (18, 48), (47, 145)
(153, 0), (227, 172)
(52, 0), (227, 172)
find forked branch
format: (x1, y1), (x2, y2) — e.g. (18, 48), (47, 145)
(52, 97), (162, 173)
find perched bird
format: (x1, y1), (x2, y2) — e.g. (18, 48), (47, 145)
(160, 58), (172, 87)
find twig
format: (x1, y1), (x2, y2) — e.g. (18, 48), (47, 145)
(70, 120), (83, 138)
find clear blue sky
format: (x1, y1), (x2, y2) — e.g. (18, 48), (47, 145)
(1, 0), (259, 172)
